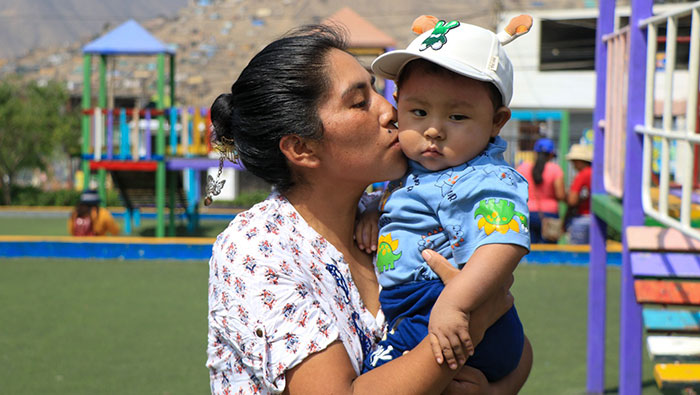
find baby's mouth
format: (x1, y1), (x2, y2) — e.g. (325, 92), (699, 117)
(422, 146), (442, 156)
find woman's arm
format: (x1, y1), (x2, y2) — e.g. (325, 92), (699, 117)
(554, 174), (566, 202)
(285, 338), (456, 395)
(283, 250), (516, 394)
(444, 336), (532, 395)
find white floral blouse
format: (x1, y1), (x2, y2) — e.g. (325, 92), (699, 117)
(207, 191), (385, 394)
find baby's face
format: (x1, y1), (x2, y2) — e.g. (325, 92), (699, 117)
(396, 72), (506, 171)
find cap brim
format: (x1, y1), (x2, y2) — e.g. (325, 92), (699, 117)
(371, 49), (495, 86)
(371, 50), (419, 80)
(566, 154), (592, 161)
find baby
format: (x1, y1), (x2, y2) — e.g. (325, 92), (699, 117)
(358, 15), (533, 382)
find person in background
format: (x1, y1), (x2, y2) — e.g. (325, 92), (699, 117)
(565, 144), (593, 244)
(515, 138), (565, 243)
(68, 190), (120, 236)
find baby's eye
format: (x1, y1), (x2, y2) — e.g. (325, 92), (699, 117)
(449, 114), (468, 121)
(411, 109), (427, 117)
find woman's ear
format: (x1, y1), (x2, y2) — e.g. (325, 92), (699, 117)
(279, 135), (321, 168)
(491, 106), (512, 137)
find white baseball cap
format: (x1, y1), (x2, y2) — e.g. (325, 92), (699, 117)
(372, 18), (527, 106)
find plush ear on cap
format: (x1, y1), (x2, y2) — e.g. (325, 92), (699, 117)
(496, 14), (533, 45)
(412, 15), (439, 34)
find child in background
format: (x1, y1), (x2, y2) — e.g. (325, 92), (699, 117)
(357, 15), (533, 382)
(565, 143), (593, 244)
(68, 190), (121, 236)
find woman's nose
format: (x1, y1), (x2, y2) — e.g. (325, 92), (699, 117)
(379, 100), (398, 129)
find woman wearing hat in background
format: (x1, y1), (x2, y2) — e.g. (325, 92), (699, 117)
(515, 138), (565, 243)
(68, 190), (121, 236)
(565, 144), (593, 244)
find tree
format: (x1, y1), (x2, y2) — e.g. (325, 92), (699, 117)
(0, 76), (79, 204)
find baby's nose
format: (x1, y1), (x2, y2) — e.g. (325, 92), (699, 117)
(424, 127), (443, 139)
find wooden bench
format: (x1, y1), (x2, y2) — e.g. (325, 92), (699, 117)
(628, 226), (700, 391)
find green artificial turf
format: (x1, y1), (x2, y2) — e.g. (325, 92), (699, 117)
(0, 258), (210, 394)
(513, 264), (659, 395)
(0, 259), (662, 394)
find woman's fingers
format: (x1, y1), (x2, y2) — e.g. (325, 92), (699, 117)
(421, 249), (458, 284)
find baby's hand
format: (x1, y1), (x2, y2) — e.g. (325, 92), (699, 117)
(354, 209), (379, 254)
(428, 302), (474, 370)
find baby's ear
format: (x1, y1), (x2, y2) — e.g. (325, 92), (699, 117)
(412, 15), (439, 35)
(496, 14), (533, 45)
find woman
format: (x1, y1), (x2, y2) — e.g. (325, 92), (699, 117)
(516, 138), (565, 243)
(207, 25), (532, 394)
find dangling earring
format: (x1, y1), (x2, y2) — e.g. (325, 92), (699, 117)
(204, 155), (226, 206)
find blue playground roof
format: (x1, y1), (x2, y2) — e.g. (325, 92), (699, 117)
(83, 19), (175, 55)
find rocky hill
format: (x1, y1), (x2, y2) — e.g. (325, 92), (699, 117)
(0, 0), (188, 59)
(1, 0), (602, 108)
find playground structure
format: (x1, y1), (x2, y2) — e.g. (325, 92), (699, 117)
(588, 1), (700, 393)
(80, 20), (245, 237)
(79, 12), (398, 238)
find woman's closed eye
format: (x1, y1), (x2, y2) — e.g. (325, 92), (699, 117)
(352, 100), (368, 109)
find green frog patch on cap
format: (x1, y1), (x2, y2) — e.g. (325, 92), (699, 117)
(419, 20), (460, 51)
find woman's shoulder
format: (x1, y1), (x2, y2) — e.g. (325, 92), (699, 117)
(213, 193), (306, 258)
(544, 161), (564, 176)
(218, 192), (298, 236)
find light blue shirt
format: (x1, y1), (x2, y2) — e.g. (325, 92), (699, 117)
(376, 136), (531, 289)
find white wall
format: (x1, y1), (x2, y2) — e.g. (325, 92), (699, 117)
(500, 11), (596, 110)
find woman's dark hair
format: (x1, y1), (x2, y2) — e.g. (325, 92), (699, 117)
(397, 59), (503, 111)
(210, 24), (348, 191)
(532, 151), (550, 185)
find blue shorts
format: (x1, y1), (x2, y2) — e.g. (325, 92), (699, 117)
(363, 280), (524, 382)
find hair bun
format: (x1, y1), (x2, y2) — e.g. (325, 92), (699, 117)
(210, 93), (236, 144)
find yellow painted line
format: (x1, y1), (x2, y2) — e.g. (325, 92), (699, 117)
(530, 241), (622, 253)
(0, 237), (624, 250)
(0, 235), (214, 244)
(654, 363), (700, 388)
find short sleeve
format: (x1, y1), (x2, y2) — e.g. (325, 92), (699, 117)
(207, 242), (341, 393)
(569, 171), (585, 195)
(436, 165), (530, 265)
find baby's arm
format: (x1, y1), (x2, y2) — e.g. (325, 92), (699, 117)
(428, 243), (527, 369)
(354, 193), (381, 254)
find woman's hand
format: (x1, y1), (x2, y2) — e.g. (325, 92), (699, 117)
(421, 249), (459, 284)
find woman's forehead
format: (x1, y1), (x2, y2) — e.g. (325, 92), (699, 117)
(325, 50), (370, 90)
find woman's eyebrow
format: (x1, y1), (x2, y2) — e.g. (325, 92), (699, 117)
(341, 79), (371, 99)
